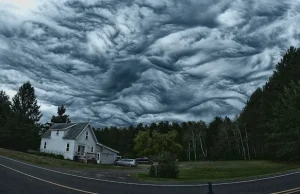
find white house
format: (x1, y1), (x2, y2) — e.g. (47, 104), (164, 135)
(40, 122), (119, 164)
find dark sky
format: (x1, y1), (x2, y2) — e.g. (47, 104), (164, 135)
(0, 0), (299, 127)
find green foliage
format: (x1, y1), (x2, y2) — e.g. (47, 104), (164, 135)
(267, 81), (300, 160)
(12, 82), (42, 123)
(10, 82), (42, 151)
(134, 130), (182, 157)
(149, 152), (179, 178)
(239, 46), (300, 160)
(51, 105), (71, 123)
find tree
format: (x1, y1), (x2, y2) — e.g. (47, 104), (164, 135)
(51, 105), (71, 123)
(0, 91), (12, 147)
(268, 80), (300, 160)
(134, 130), (182, 158)
(11, 82), (42, 151)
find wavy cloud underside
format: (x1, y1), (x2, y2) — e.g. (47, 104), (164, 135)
(0, 0), (300, 127)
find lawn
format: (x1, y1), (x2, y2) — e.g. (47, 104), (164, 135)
(134, 160), (300, 182)
(0, 148), (130, 170)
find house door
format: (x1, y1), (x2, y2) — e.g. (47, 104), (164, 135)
(77, 145), (85, 155)
(97, 152), (101, 164)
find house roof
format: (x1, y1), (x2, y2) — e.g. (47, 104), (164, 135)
(63, 123), (89, 140)
(49, 123), (76, 130)
(41, 122), (89, 139)
(97, 143), (119, 154)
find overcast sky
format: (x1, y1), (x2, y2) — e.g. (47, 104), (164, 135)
(0, 0), (299, 127)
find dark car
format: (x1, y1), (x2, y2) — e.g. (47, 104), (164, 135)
(135, 157), (152, 164)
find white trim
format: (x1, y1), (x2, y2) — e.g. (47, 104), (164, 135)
(1, 156), (300, 187)
(50, 123), (77, 131)
(75, 124), (98, 144)
(74, 123), (90, 140)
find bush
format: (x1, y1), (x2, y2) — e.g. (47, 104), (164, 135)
(149, 152), (179, 179)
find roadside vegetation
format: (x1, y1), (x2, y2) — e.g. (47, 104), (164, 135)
(134, 160), (300, 182)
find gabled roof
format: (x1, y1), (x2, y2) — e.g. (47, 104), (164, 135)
(97, 143), (119, 154)
(49, 123), (76, 130)
(63, 123), (89, 140)
(41, 122), (89, 140)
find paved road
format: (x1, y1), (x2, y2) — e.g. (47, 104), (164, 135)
(0, 156), (299, 194)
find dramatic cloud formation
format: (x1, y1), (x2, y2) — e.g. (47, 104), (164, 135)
(0, 0), (300, 127)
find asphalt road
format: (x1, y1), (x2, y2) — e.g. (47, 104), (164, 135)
(0, 156), (299, 194)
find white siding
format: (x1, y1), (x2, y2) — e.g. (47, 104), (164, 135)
(96, 145), (118, 164)
(74, 125), (97, 155)
(40, 137), (75, 160)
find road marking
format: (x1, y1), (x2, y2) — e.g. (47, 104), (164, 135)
(0, 163), (97, 194)
(285, 189), (300, 194)
(1, 156), (300, 187)
(271, 187), (300, 194)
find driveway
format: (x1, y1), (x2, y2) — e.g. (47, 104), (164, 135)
(0, 156), (299, 194)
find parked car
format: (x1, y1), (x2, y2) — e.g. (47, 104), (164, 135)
(114, 156), (122, 164)
(135, 157), (152, 164)
(115, 159), (137, 167)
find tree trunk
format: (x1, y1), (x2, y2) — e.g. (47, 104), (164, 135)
(244, 124), (251, 160)
(199, 133), (207, 157)
(238, 126), (247, 160)
(188, 142), (191, 161)
(191, 131), (197, 161)
(224, 129), (231, 153)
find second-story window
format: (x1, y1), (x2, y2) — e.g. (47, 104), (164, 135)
(66, 143), (70, 151)
(91, 147), (94, 152)
(85, 131), (88, 140)
(44, 142), (47, 149)
(56, 130), (59, 135)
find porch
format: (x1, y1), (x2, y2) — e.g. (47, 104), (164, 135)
(75, 152), (97, 164)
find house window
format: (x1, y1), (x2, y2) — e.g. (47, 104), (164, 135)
(56, 130), (59, 135)
(91, 147), (94, 152)
(44, 142), (47, 149)
(66, 143), (70, 152)
(85, 132), (88, 140)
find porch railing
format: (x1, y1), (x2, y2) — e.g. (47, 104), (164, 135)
(75, 152), (97, 163)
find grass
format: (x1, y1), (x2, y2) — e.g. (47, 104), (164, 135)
(0, 148), (132, 170)
(134, 160), (300, 182)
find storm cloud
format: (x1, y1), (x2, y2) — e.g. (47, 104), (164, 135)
(0, 0), (300, 127)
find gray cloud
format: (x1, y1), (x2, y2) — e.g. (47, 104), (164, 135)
(0, 0), (300, 127)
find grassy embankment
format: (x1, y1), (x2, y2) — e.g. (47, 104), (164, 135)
(0, 148), (129, 170)
(135, 160), (300, 182)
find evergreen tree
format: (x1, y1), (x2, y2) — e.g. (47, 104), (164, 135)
(51, 105), (71, 123)
(11, 82), (42, 151)
(0, 91), (12, 147)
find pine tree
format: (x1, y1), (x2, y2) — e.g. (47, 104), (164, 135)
(0, 91), (12, 147)
(51, 105), (71, 123)
(11, 82), (42, 151)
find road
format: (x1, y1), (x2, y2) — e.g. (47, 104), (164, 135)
(0, 156), (299, 194)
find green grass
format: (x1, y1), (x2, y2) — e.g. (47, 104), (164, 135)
(0, 148), (131, 170)
(134, 160), (300, 182)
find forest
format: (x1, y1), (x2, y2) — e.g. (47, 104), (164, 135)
(1, 46), (300, 161)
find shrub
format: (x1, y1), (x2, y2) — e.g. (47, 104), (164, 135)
(149, 152), (179, 179)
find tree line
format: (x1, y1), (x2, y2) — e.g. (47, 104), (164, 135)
(1, 46), (299, 161)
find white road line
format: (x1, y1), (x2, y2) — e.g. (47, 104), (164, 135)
(1, 156), (300, 187)
(271, 187), (300, 194)
(0, 163), (97, 194)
